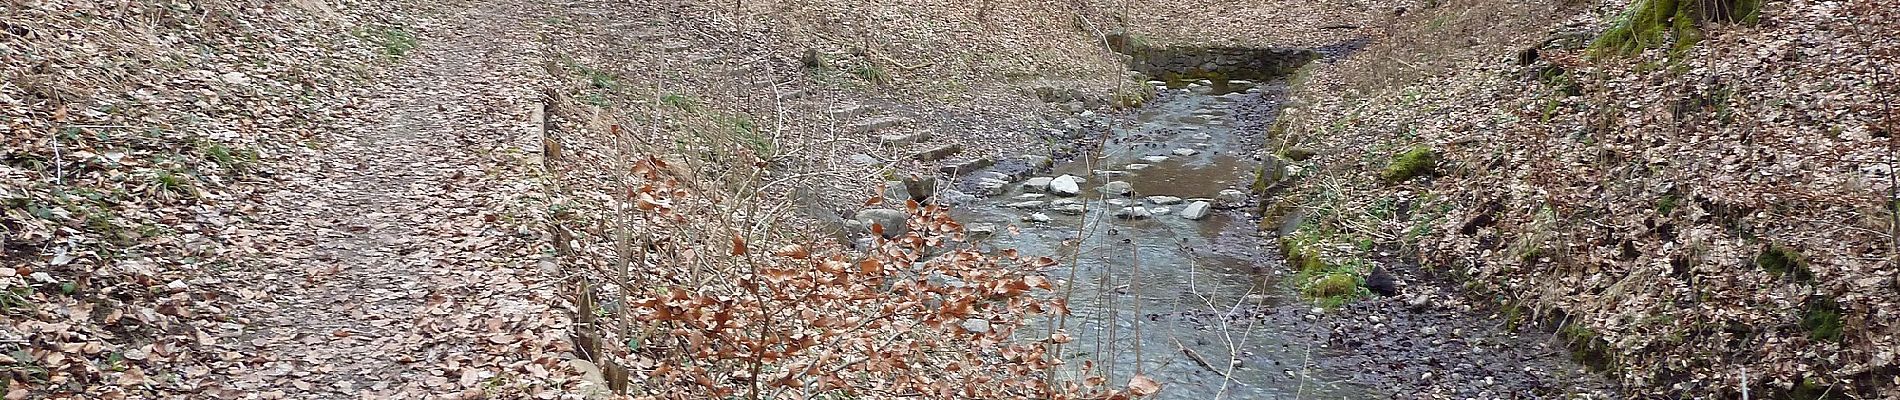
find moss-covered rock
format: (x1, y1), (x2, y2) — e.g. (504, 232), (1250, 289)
(1380, 146), (1437, 183)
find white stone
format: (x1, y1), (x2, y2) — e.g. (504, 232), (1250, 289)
(1144, 196), (1183, 205)
(1180, 201), (1212, 220)
(1172, 148), (1200, 156)
(1049, 175), (1082, 196)
(1140, 155), (1170, 163)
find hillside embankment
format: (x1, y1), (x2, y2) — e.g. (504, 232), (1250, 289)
(1261, 0), (1900, 396)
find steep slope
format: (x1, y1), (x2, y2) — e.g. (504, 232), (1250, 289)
(1266, 0), (1899, 396)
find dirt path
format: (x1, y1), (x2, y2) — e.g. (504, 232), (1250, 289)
(210, 1), (581, 397)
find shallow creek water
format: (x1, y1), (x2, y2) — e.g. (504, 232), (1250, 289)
(952, 82), (1378, 399)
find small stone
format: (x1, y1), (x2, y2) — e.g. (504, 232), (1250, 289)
(1179, 201), (1211, 220)
(854, 208), (909, 237)
(1095, 170), (1129, 177)
(1149, 207), (1171, 215)
(967, 223), (998, 239)
(935, 190), (977, 206)
(1101, 181), (1134, 196)
(879, 131), (930, 147)
(1051, 204), (1087, 215)
(1125, 163), (1152, 170)
(1014, 193), (1047, 200)
(1049, 175), (1083, 196)
(1005, 201), (1046, 209)
(1105, 199), (1130, 207)
(1023, 177), (1054, 192)
(973, 178), (1010, 196)
(1144, 195), (1183, 205)
(939, 157), (996, 174)
(1023, 213), (1052, 222)
(846, 153), (880, 165)
(1113, 206), (1152, 219)
(1213, 189), (1247, 209)
(960, 318), (992, 334)
(1420, 326), (1439, 336)
(1140, 155), (1170, 163)
(912, 143), (964, 161)
(1172, 148), (1200, 156)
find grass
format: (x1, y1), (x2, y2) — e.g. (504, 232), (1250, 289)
(1756, 245), (1813, 282)
(1380, 146), (1437, 183)
(661, 93), (696, 111)
(1281, 228), (1371, 308)
(1801, 297), (1843, 342)
(1588, 0), (1759, 59)
(1559, 322), (1618, 372)
(852, 63), (892, 86)
(359, 26), (418, 58)
(200, 142), (257, 172)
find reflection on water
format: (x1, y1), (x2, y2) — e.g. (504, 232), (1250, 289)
(951, 81), (1376, 399)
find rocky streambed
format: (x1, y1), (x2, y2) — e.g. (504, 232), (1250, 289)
(859, 78), (1623, 398)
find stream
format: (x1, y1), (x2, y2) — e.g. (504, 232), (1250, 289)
(952, 80), (1378, 399)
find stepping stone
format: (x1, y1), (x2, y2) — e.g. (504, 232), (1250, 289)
(1005, 201), (1046, 209)
(1140, 155), (1170, 163)
(850, 116), (909, 133)
(938, 157), (994, 174)
(1023, 177), (1053, 192)
(827, 104), (871, 119)
(1173, 148), (1200, 156)
(879, 131), (930, 147)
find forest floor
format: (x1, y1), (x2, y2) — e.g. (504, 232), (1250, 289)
(209, 0), (582, 397)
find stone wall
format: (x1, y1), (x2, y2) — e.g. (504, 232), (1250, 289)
(1111, 33), (1319, 81)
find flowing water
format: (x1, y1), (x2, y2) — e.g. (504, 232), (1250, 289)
(953, 81), (1378, 399)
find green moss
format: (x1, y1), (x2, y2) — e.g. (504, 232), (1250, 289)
(1302, 272), (1361, 307)
(1590, 0), (1759, 59)
(1279, 147), (1317, 162)
(661, 93), (696, 111)
(1801, 298), (1843, 342)
(1380, 146), (1437, 183)
(1756, 245), (1813, 281)
(1656, 194), (1679, 215)
(1790, 376), (1843, 400)
(1559, 322), (1618, 372)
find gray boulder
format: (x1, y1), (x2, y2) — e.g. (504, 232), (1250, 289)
(1102, 181), (1134, 196)
(854, 208), (910, 237)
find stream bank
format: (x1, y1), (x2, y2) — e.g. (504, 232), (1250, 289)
(924, 49), (1620, 397)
